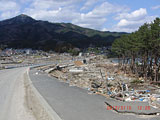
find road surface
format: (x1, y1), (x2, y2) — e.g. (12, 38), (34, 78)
(29, 68), (160, 120)
(0, 66), (159, 120)
(0, 68), (35, 120)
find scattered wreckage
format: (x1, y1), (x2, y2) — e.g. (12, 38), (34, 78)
(37, 55), (160, 109)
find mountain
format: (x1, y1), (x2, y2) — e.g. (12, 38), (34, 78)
(0, 14), (126, 51)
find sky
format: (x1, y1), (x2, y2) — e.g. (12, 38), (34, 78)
(0, 0), (160, 32)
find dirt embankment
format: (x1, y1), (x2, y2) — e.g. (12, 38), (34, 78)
(24, 69), (62, 120)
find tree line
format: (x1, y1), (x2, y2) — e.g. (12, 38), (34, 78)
(112, 18), (160, 82)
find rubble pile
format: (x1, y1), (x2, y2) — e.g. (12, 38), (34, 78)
(45, 56), (133, 94)
(50, 62), (105, 91)
(37, 55), (160, 108)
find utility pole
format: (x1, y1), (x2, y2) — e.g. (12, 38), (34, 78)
(105, 72), (109, 94)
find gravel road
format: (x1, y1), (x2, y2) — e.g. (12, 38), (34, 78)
(0, 68), (36, 120)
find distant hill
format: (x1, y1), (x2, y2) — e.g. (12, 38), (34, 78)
(0, 14), (126, 51)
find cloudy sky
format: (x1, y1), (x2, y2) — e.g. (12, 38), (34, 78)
(0, 0), (159, 32)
